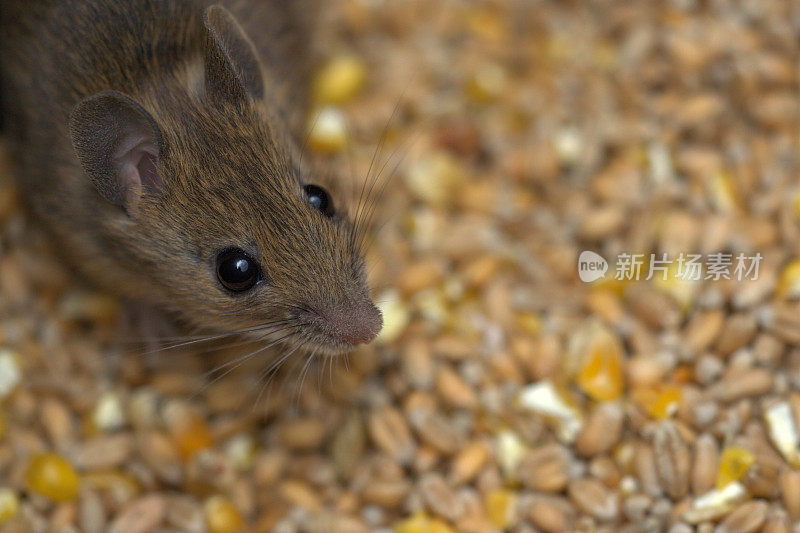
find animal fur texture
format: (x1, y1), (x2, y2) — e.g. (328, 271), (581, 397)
(0, 0), (382, 353)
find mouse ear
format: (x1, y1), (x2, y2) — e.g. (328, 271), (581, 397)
(69, 91), (164, 216)
(202, 5), (265, 106)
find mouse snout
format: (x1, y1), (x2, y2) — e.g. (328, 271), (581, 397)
(311, 300), (383, 346)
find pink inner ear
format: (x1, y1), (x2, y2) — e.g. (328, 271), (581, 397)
(112, 132), (161, 213)
(136, 151), (161, 192)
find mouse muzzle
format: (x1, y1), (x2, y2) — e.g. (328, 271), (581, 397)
(299, 297), (383, 350)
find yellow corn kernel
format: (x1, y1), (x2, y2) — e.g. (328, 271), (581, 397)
(706, 170), (739, 213)
(404, 151), (463, 206)
(0, 488), (19, 523)
(575, 341), (624, 402)
(777, 260), (800, 298)
(25, 453), (80, 502)
(632, 384), (682, 420)
(653, 260), (699, 311)
(547, 35), (576, 64)
(307, 106), (348, 153)
(312, 55), (367, 105)
(375, 290), (410, 345)
(173, 416), (213, 461)
(672, 365), (694, 384)
(466, 63), (508, 103)
(571, 324), (624, 402)
(590, 276), (627, 296)
(464, 8), (505, 43)
(205, 495), (245, 533)
(394, 512), (456, 533)
(716, 446), (755, 489)
(485, 488), (516, 529)
(516, 312), (542, 336)
(592, 42), (618, 70)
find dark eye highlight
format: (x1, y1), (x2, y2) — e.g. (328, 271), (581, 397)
(304, 184), (335, 217)
(215, 248), (260, 292)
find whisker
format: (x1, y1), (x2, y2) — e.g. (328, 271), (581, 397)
(133, 319), (296, 357)
(189, 328), (300, 400)
(252, 335), (309, 411)
(349, 93), (406, 253)
(354, 133), (420, 253)
(288, 345), (313, 410)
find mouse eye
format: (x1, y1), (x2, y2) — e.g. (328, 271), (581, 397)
(216, 249), (260, 292)
(304, 184), (334, 217)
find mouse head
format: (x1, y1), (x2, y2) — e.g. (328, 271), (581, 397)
(69, 5), (382, 354)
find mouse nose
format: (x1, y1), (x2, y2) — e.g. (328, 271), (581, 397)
(323, 301), (383, 345)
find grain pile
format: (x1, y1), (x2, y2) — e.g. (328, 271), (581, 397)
(0, 1), (799, 532)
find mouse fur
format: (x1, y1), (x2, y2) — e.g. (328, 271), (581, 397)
(0, 0), (383, 353)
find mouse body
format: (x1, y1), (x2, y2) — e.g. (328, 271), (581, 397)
(0, 0), (382, 353)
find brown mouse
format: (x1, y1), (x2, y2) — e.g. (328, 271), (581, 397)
(0, 0), (383, 354)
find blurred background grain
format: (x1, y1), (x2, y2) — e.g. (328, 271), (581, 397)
(0, 1), (798, 531)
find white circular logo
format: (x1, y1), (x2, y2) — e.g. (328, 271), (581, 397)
(578, 251), (608, 283)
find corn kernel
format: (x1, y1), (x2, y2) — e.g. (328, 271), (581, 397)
(653, 260), (699, 311)
(547, 35), (576, 64)
(672, 365), (694, 384)
(575, 350), (623, 402)
(413, 288), (448, 326)
(592, 42), (618, 71)
(0, 349), (22, 399)
(466, 63), (508, 103)
(496, 429), (527, 480)
(573, 325), (624, 402)
(164, 401), (213, 460)
(555, 127), (582, 165)
(485, 488), (516, 529)
(205, 495), (245, 533)
(394, 512), (456, 533)
(172, 415), (213, 461)
(764, 401), (800, 466)
(683, 482), (746, 524)
(0, 410), (5, 440)
(647, 141), (674, 183)
(404, 151), (463, 206)
(0, 488), (19, 523)
(777, 260), (800, 298)
(716, 446), (755, 489)
(565, 322), (624, 401)
(632, 384), (682, 419)
(92, 391), (126, 432)
(464, 8), (505, 43)
(225, 433), (256, 471)
(307, 106), (348, 153)
(375, 290), (410, 345)
(706, 170), (739, 213)
(519, 381), (582, 443)
(516, 312), (541, 336)
(590, 277), (627, 296)
(312, 55), (367, 105)
(25, 453), (80, 502)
